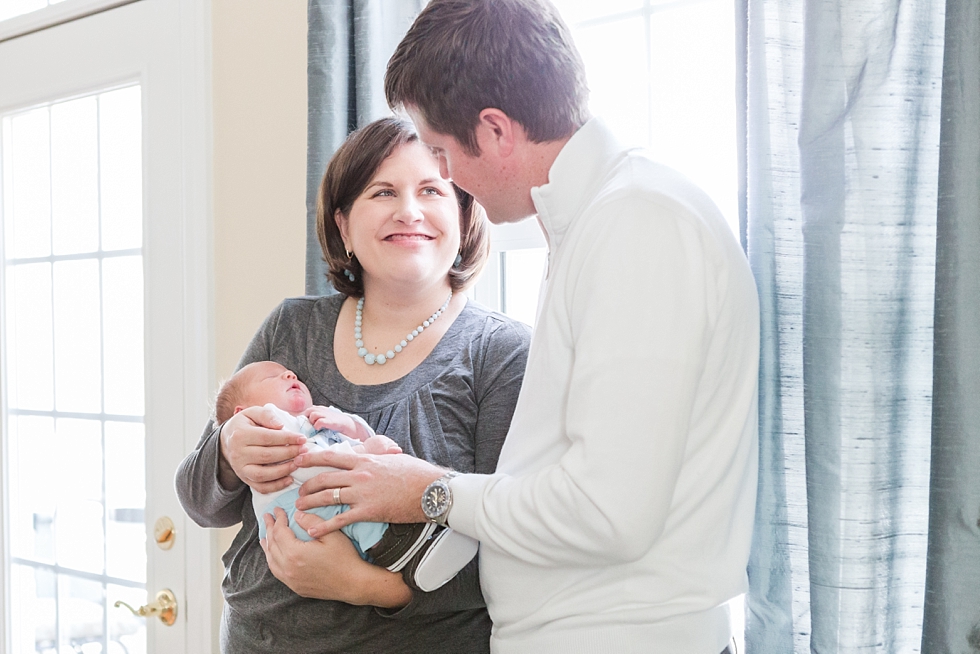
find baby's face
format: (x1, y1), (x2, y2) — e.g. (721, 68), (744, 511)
(238, 361), (313, 415)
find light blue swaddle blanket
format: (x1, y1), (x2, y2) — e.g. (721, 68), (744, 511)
(252, 404), (386, 557)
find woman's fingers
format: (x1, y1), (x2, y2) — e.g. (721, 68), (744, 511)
(224, 407), (307, 447)
(242, 443), (307, 466)
(219, 405), (309, 490)
(261, 508), (294, 579)
(244, 467), (298, 494)
(304, 508), (362, 538)
(292, 509), (327, 534)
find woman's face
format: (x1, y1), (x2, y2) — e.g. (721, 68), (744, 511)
(336, 141), (461, 294)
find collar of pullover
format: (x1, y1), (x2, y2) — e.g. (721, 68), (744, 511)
(530, 117), (628, 253)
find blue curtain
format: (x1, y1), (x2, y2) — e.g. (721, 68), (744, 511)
(921, 1), (980, 650)
(739, 0), (976, 651)
(305, 0), (423, 295)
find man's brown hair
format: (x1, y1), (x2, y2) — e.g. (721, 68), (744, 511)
(385, 0), (590, 155)
(317, 116), (489, 296)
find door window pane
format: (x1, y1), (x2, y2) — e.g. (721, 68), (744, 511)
(103, 256), (144, 415)
(8, 415), (57, 563)
(53, 259), (102, 413)
(5, 107), (51, 259)
(105, 421), (147, 582)
(10, 563), (57, 654)
(54, 418), (105, 574)
(51, 97), (99, 255)
(2, 84), (146, 654)
(99, 86), (142, 251)
(6, 262), (54, 410)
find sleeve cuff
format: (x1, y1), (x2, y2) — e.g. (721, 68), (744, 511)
(448, 472), (496, 538)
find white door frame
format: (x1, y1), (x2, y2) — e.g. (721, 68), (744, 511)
(0, 1), (215, 651)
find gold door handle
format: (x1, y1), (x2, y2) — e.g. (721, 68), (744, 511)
(114, 589), (178, 626)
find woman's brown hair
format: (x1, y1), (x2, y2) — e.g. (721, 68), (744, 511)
(317, 117), (489, 296)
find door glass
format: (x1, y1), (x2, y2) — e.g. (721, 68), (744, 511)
(2, 84), (147, 654)
(0, 0), (70, 24)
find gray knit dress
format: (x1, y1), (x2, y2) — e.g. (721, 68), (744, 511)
(176, 294), (531, 653)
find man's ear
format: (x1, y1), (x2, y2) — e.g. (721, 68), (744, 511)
(476, 108), (519, 157)
(334, 209), (350, 247)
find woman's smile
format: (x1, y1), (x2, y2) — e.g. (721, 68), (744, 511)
(384, 232), (436, 241)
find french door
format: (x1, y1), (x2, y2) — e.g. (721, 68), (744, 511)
(0, 1), (212, 652)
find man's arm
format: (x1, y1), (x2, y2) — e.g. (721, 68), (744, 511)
(449, 203), (713, 565)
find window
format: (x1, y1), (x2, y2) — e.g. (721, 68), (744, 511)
(2, 84), (148, 654)
(474, 0), (738, 329)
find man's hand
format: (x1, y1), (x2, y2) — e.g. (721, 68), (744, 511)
(292, 450), (445, 538)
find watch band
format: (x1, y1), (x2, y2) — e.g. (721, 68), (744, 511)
(422, 471), (460, 526)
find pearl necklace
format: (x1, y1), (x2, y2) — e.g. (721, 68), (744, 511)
(355, 291), (453, 366)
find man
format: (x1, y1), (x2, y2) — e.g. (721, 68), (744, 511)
(289, 1), (760, 652)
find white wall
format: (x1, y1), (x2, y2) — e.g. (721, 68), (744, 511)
(213, 0), (308, 379)
(209, 0), (308, 639)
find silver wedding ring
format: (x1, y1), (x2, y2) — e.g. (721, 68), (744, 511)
(333, 487), (342, 505)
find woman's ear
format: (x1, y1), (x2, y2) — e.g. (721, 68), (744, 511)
(334, 209), (350, 247)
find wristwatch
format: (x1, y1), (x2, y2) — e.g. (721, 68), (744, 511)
(422, 471), (459, 526)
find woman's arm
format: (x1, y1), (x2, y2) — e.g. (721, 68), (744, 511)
(176, 421), (251, 528)
(262, 508), (413, 608)
(175, 300), (308, 526)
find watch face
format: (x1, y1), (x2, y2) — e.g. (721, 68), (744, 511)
(423, 482), (449, 519)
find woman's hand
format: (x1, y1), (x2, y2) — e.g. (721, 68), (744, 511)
(219, 407), (308, 493)
(261, 508), (412, 608)
(306, 405), (375, 442)
(292, 450), (446, 538)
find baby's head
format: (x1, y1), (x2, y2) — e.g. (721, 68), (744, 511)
(214, 361), (313, 423)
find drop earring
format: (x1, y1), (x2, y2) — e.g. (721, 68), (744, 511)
(344, 248), (356, 282)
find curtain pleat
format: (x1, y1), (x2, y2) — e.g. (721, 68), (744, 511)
(306, 0), (351, 295)
(305, 0), (423, 295)
(744, 1), (946, 651)
(744, 2), (809, 649)
(921, 1), (980, 651)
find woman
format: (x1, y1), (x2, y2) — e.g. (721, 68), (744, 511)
(176, 117), (530, 653)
